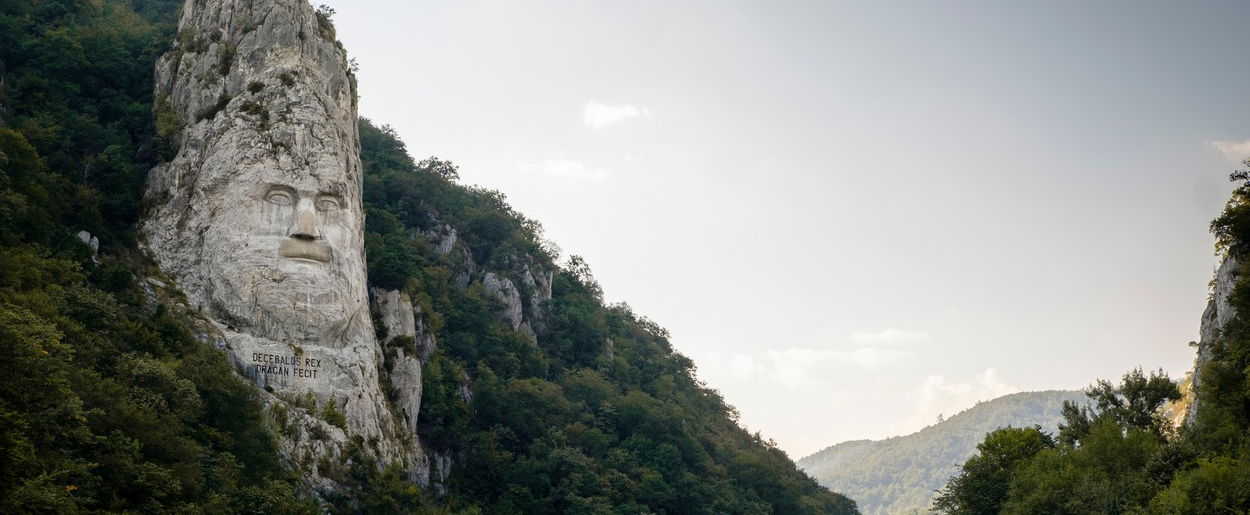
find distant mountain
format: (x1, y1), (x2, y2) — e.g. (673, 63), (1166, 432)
(798, 390), (1086, 515)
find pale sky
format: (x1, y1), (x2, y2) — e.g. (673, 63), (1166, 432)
(319, 0), (1250, 458)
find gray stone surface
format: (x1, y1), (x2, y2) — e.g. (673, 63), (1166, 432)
(141, 0), (420, 490)
(370, 287), (429, 438)
(76, 230), (101, 264)
(432, 224), (458, 256)
(1188, 255), (1238, 423)
(521, 262), (553, 335)
(372, 287), (417, 342)
(483, 272), (538, 341)
(483, 272), (524, 330)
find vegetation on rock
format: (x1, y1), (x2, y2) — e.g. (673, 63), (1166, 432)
(358, 119), (856, 513)
(0, 1), (855, 512)
(0, 0), (317, 511)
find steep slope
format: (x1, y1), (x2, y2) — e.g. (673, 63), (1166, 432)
(356, 121), (858, 513)
(799, 390), (1085, 515)
(1185, 254), (1237, 423)
(142, 0), (425, 492)
(0, 1), (319, 511)
(0, 0), (856, 512)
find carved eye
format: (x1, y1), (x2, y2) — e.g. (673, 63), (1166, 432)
(265, 189), (295, 206)
(315, 196), (342, 212)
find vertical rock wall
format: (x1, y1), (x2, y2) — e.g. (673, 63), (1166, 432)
(1187, 255), (1238, 423)
(141, 0), (420, 491)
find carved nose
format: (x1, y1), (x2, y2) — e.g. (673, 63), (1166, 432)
(290, 208), (319, 240)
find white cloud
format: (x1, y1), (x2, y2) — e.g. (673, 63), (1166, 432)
(701, 329), (932, 389)
(903, 368), (1018, 429)
(704, 346), (915, 390)
(582, 101), (650, 129)
(1206, 139), (1250, 162)
(517, 159), (615, 182)
(851, 328), (931, 347)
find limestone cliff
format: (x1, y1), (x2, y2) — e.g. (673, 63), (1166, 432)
(141, 0), (421, 491)
(1186, 254), (1239, 423)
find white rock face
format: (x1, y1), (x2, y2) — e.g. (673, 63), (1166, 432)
(1188, 255), (1239, 423)
(142, 0), (418, 488)
(75, 230), (99, 252)
(370, 288), (425, 429)
(521, 263), (554, 334)
(483, 273), (524, 330)
(372, 288), (417, 341)
(483, 271), (540, 341)
(431, 224), (458, 256)
(76, 230), (100, 264)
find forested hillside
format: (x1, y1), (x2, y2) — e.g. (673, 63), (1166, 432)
(0, 0), (318, 511)
(0, 1), (854, 512)
(357, 120), (855, 513)
(932, 170), (1250, 513)
(799, 390), (1084, 515)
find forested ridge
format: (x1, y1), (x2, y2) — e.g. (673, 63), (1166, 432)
(932, 170), (1250, 513)
(0, 1), (854, 512)
(799, 390), (1085, 515)
(356, 120), (855, 513)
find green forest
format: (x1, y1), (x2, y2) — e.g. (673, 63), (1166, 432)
(0, 0), (854, 512)
(931, 175), (1250, 513)
(354, 120), (854, 514)
(799, 390), (1085, 515)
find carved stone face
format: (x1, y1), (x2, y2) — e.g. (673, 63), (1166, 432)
(199, 148), (368, 346)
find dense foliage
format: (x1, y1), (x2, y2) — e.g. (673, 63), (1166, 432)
(358, 120), (857, 514)
(0, 1), (856, 512)
(0, 0), (316, 512)
(931, 427), (1054, 514)
(935, 165), (1250, 514)
(797, 390), (1084, 515)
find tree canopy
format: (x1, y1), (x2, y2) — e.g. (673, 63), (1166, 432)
(935, 166), (1250, 513)
(0, 1), (857, 512)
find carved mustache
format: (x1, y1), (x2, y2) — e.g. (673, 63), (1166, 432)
(279, 238), (333, 262)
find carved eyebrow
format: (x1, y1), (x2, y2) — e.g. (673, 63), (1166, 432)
(263, 185), (298, 203)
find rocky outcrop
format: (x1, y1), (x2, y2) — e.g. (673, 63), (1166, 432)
(371, 287), (434, 437)
(520, 262), (554, 334)
(483, 269), (554, 342)
(76, 230), (100, 264)
(1187, 255), (1239, 423)
(430, 224), (458, 256)
(373, 288), (417, 342)
(372, 287), (436, 360)
(483, 273), (525, 331)
(141, 0), (419, 492)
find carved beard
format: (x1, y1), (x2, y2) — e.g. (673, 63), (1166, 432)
(206, 246), (367, 347)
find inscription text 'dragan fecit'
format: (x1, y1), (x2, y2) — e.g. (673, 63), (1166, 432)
(252, 352), (322, 379)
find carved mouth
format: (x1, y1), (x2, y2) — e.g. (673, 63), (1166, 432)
(279, 239), (332, 263)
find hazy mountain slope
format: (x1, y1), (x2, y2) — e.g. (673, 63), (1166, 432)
(799, 390), (1085, 515)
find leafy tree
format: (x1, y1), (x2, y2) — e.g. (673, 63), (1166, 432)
(932, 426), (1053, 514)
(1058, 367), (1180, 446)
(1150, 454), (1250, 513)
(1001, 418), (1163, 514)
(935, 371), (1180, 514)
(0, 0), (863, 510)
(0, 2), (317, 511)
